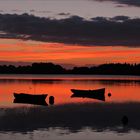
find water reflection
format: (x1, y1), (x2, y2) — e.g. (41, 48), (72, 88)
(0, 78), (139, 87)
(13, 98), (48, 106)
(0, 74), (139, 139)
(71, 93), (105, 101)
(0, 75), (140, 106)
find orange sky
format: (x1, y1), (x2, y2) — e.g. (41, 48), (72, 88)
(0, 39), (140, 66)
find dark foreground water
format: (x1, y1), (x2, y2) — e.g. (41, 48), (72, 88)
(0, 74), (140, 140)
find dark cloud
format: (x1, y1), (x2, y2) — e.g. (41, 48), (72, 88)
(0, 13), (140, 46)
(94, 0), (140, 7)
(116, 4), (126, 7)
(57, 12), (71, 16)
(110, 15), (130, 21)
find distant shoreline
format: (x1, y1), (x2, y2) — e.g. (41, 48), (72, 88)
(0, 73), (140, 76)
(0, 62), (139, 76)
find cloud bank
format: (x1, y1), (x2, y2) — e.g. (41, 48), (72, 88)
(0, 14), (140, 46)
(94, 0), (140, 7)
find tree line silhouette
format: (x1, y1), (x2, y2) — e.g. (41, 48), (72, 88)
(0, 62), (139, 75)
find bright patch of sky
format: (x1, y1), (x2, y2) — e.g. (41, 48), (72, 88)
(0, 39), (139, 65)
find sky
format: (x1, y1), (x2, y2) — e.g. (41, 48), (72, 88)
(0, 39), (139, 66)
(0, 0), (140, 18)
(0, 0), (139, 66)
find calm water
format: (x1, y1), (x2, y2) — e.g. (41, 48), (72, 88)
(0, 74), (140, 106)
(0, 74), (140, 140)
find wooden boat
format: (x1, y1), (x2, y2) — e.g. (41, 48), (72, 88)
(71, 88), (105, 101)
(13, 93), (48, 106)
(13, 98), (48, 106)
(13, 93), (48, 105)
(14, 93), (47, 100)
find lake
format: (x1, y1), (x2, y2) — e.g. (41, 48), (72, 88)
(0, 74), (140, 140)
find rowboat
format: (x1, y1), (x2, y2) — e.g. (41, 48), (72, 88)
(14, 93), (47, 100)
(71, 88), (105, 101)
(13, 98), (48, 106)
(13, 93), (48, 106)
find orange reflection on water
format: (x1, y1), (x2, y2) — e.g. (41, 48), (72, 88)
(0, 75), (140, 107)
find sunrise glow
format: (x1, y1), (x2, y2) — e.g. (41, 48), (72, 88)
(0, 39), (139, 66)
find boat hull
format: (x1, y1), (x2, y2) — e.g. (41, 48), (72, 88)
(71, 88), (105, 101)
(13, 93), (48, 106)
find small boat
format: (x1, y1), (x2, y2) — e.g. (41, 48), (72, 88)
(14, 93), (47, 100)
(13, 93), (48, 106)
(13, 98), (48, 106)
(71, 88), (105, 101)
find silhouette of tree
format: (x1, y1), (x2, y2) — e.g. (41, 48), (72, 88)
(0, 62), (139, 75)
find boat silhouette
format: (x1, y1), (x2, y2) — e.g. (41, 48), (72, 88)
(71, 88), (105, 101)
(13, 93), (48, 106)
